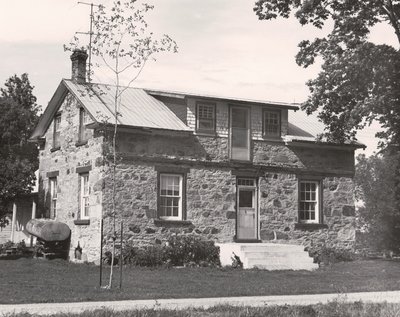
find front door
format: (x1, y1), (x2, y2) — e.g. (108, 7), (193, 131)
(236, 178), (258, 240)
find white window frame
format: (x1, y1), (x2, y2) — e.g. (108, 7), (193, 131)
(79, 108), (89, 142)
(263, 109), (281, 138)
(196, 103), (216, 133)
(159, 173), (183, 220)
(299, 180), (320, 223)
(49, 177), (57, 219)
(53, 114), (61, 148)
(80, 173), (90, 220)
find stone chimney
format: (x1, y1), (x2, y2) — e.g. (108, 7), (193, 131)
(70, 49), (88, 83)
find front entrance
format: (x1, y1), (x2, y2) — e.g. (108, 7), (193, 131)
(236, 178), (258, 241)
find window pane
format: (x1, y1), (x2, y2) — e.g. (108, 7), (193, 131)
(232, 128), (248, 148)
(239, 190), (253, 208)
(299, 181), (319, 221)
(159, 174), (182, 218)
(197, 104), (215, 131)
(232, 108), (248, 128)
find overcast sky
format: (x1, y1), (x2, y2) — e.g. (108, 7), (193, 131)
(1, 0), (397, 155)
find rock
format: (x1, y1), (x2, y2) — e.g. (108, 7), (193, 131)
(128, 225), (141, 234)
(145, 228), (156, 234)
(342, 205), (355, 216)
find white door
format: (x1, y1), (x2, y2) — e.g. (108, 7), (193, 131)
(237, 179), (257, 240)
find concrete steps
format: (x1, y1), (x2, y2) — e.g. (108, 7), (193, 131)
(217, 243), (319, 271)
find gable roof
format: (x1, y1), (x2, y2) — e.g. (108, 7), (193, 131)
(30, 79), (364, 148)
(30, 80), (191, 140)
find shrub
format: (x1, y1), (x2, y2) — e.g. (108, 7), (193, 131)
(119, 235), (221, 267)
(164, 235), (220, 267)
(231, 252), (243, 268)
(309, 245), (355, 265)
(134, 245), (166, 267)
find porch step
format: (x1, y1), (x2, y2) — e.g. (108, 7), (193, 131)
(217, 243), (319, 271)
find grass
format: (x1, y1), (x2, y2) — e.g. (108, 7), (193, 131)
(4, 302), (400, 317)
(1, 258), (400, 304)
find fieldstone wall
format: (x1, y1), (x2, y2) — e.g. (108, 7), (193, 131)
(101, 161), (237, 246)
(98, 130), (357, 250)
(36, 92), (357, 263)
(37, 92), (104, 262)
(258, 173), (356, 250)
(116, 131), (354, 175)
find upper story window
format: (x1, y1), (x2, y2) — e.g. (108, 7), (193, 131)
(53, 114), (61, 148)
(158, 173), (184, 220)
(196, 102), (216, 134)
(299, 180), (321, 223)
(80, 173), (90, 219)
(263, 110), (281, 138)
(49, 177), (58, 219)
(79, 108), (89, 143)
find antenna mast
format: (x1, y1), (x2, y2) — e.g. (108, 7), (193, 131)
(77, 2), (101, 82)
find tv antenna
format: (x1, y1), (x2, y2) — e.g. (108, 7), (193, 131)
(76, 2), (101, 82)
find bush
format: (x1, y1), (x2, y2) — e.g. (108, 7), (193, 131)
(164, 235), (220, 267)
(119, 235), (221, 267)
(309, 245), (355, 265)
(134, 245), (166, 267)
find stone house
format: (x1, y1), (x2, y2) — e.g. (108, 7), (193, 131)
(29, 49), (363, 268)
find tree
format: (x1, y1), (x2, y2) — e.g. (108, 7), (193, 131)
(254, 0), (400, 147)
(355, 152), (400, 251)
(66, 0), (177, 289)
(0, 74), (41, 220)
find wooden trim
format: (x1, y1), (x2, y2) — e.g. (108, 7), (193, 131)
(294, 223), (328, 230)
(75, 140), (88, 147)
(297, 178), (323, 224)
(76, 165), (92, 173)
(157, 172), (187, 220)
(195, 101), (216, 134)
(46, 171), (59, 178)
(154, 219), (193, 227)
(74, 219), (90, 226)
(262, 108), (281, 139)
(154, 165), (190, 173)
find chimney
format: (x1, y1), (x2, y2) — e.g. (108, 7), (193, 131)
(70, 49), (88, 83)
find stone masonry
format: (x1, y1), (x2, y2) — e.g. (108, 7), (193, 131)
(37, 87), (358, 263)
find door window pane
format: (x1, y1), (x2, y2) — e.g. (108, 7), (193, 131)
(239, 190), (253, 208)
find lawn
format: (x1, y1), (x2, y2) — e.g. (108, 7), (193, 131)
(1, 258), (400, 304)
(4, 302), (400, 317)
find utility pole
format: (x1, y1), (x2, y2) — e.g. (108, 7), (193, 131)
(77, 2), (101, 82)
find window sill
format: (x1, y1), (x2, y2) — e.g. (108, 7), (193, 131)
(75, 140), (88, 147)
(50, 146), (61, 152)
(154, 219), (193, 227)
(295, 223), (328, 230)
(74, 219), (90, 226)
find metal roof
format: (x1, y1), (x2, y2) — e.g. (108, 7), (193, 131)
(65, 80), (190, 131)
(146, 88), (299, 110)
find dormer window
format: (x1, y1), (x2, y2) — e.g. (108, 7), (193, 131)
(53, 113), (61, 149)
(263, 109), (281, 138)
(196, 102), (216, 134)
(79, 108), (89, 143)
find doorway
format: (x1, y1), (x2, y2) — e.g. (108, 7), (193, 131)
(236, 178), (258, 241)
